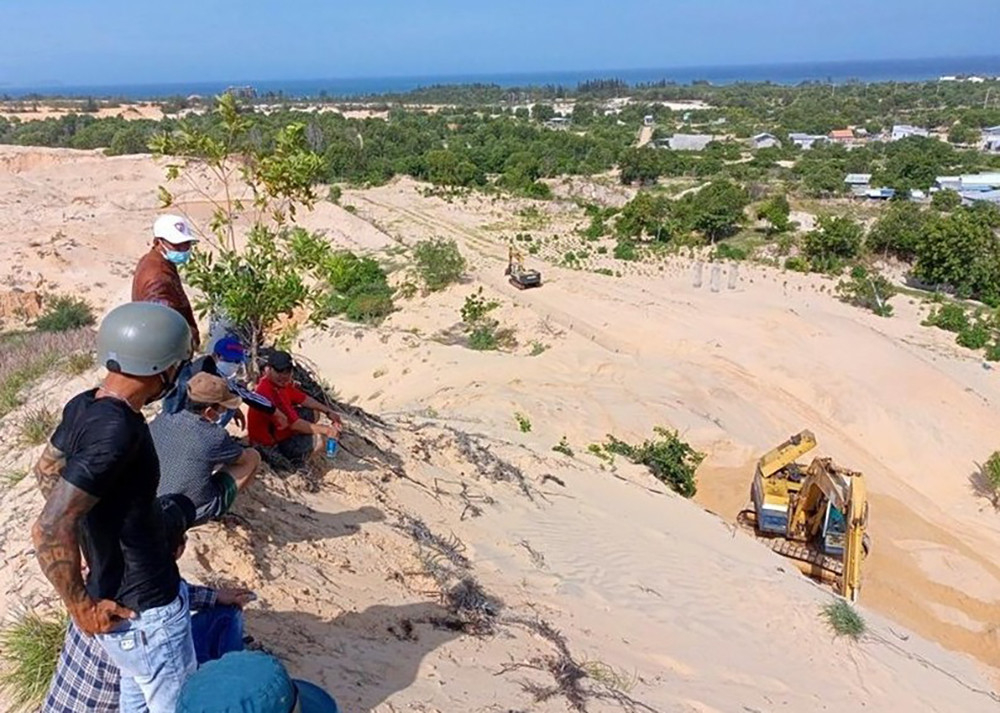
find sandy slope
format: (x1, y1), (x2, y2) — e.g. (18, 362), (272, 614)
(0, 146), (999, 711)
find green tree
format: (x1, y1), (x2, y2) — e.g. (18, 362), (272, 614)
(615, 191), (671, 239)
(532, 104), (556, 122)
(866, 201), (928, 261)
(424, 149), (483, 187)
(931, 189), (962, 212)
(150, 93), (331, 368)
(618, 147), (662, 185)
(948, 123), (979, 145)
(876, 136), (956, 191)
(689, 179), (750, 242)
(412, 238), (467, 292)
(106, 125), (150, 156)
(914, 208), (1000, 304)
(757, 194), (791, 235)
(804, 215), (864, 273)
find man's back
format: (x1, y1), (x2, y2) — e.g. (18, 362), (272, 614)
(132, 248), (200, 345)
(151, 410), (243, 510)
(52, 390), (179, 611)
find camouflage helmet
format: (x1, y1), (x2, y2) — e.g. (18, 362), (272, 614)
(97, 302), (191, 376)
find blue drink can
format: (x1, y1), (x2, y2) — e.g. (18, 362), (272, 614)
(325, 437), (338, 460)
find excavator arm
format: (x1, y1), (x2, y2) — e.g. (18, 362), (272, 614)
(786, 457), (867, 601)
(842, 475), (867, 603)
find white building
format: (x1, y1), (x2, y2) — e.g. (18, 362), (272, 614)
(935, 173), (1000, 192)
(752, 132), (780, 149)
(788, 132), (828, 150)
(845, 173), (873, 196)
(663, 134), (716, 151)
(891, 124), (929, 141)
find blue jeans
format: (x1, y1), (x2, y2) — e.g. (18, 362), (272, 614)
(95, 585), (197, 713)
(190, 605), (244, 664)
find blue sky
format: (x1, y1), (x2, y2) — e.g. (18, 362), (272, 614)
(2, 0), (999, 86)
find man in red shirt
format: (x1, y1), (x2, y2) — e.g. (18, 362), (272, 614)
(248, 351), (341, 468)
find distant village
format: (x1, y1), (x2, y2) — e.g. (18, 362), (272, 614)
(536, 92), (1000, 208)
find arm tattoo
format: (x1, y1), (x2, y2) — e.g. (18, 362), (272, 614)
(32, 479), (98, 610)
(33, 443), (67, 501)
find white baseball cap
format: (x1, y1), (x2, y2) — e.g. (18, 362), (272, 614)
(153, 214), (199, 245)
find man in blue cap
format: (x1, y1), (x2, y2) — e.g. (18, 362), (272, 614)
(162, 334), (275, 425)
(177, 651), (339, 713)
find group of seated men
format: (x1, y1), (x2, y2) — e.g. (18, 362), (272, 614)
(43, 335), (342, 712)
(150, 337), (344, 526)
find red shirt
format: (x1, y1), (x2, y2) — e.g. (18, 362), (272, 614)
(247, 376), (308, 446)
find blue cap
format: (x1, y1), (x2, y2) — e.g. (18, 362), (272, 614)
(177, 651), (338, 713)
(213, 336), (246, 363)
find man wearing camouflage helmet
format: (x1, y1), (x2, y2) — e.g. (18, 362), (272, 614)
(32, 302), (198, 713)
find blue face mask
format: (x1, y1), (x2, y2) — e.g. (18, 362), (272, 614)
(164, 249), (191, 265)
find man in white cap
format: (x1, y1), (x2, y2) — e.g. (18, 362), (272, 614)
(132, 214), (201, 351)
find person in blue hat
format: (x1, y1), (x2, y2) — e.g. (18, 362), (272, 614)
(177, 650), (339, 713)
(162, 334), (276, 426)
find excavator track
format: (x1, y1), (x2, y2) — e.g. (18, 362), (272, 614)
(736, 509), (845, 577)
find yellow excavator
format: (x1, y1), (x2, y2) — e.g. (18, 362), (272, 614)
(505, 247), (542, 290)
(738, 430), (870, 602)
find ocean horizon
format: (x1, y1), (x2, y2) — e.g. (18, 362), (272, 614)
(4, 55), (1000, 100)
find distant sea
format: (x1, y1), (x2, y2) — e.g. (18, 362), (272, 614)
(6, 56), (1000, 99)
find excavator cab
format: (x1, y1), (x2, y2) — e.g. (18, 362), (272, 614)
(822, 503), (847, 557)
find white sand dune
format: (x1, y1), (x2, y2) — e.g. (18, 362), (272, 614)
(1, 146), (999, 712)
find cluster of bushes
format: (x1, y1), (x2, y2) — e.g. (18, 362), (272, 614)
(922, 301), (1000, 359)
(0, 113), (165, 155)
(279, 229), (394, 324)
(412, 238), (466, 292)
(614, 179), (750, 244)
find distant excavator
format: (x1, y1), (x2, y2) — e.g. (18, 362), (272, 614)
(505, 247), (542, 290)
(737, 430), (870, 602)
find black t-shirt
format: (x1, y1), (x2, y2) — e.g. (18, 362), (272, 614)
(50, 389), (180, 612)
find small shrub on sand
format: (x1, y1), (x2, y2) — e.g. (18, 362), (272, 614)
(0, 610), (68, 711)
(603, 427), (704, 497)
(978, 451), (1000, 507)
(34, 296), (95, 333)
(822, 599), (866, 640)
(712, 242), (748, 262)
(579, 660), (638, 693)
(784, 256), (810, 273)
(957, 321), (991, 350)
(413, 238), (467, 292)
(923, 303), (969, 333)
(552, 436), (573, 457)
(529, 341), (549, 356)
(19, 406), (59, 446)
(836, 265), (896, 317)
(514, 412), (532, 433)
(461, 288), (515, 351)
